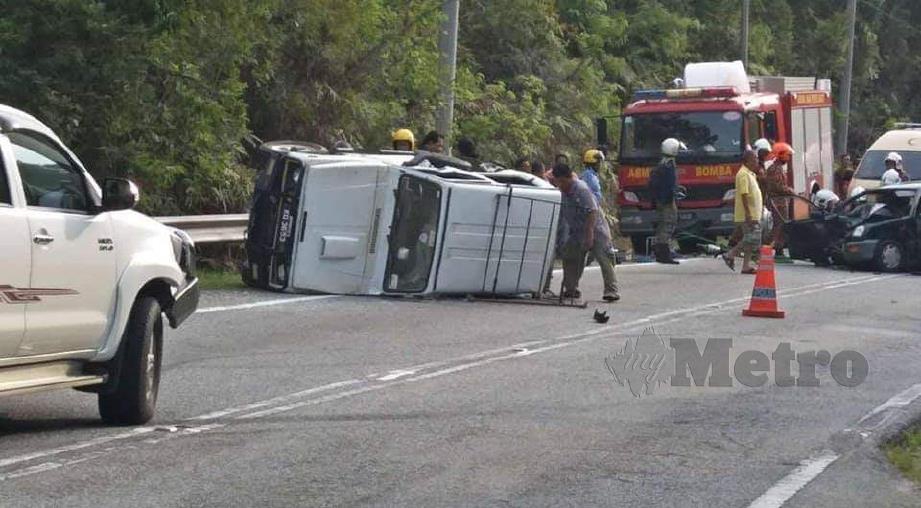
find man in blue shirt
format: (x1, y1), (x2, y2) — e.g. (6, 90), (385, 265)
(581, 149), (605, 206)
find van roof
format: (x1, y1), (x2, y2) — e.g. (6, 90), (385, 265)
(867, 129), (921, 152)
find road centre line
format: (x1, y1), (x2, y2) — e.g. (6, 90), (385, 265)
(0, 272), (900, 480)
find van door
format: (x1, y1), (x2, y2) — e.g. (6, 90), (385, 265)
(382, 175), (442, 293)
(291, 164), (386, 294)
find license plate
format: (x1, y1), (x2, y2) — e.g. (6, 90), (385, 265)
(720, 213), (734, 223)
(679, 212), (695, 221)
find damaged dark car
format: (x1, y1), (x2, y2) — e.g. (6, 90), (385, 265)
(783, 183), (921, 272)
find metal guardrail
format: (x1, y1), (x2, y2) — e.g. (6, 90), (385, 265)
(155, 214), (248, 244)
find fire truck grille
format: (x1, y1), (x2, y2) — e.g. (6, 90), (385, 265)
(631, 184), (729, 203)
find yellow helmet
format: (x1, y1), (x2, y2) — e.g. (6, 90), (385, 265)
(583, 149), (605, 165)
(392, 128), (415, 149)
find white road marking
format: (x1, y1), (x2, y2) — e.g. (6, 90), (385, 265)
(858, 383), (921, 426)
(377, 370), (417, 381)
(746, 450), (840, 508)
(0, 272), (902, 481)
(748, 380), (921, 507)
(0, 427), (155, 469)
(197, 295), (338, 313)
(186, 379), (363, 421)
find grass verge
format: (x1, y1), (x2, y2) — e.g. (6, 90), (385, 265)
(197, 267), (246, 290)
(885, 425), (921, 484)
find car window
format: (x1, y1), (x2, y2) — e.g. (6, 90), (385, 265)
(8, 131), (88, 212)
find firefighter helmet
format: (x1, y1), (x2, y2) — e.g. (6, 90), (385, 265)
(391, 129), (415, 150)
(812, 189), (840, 211)
(771, 142), (795, 163)
(753, 138), (772, 153)
(661, 138), (687, 157)
(583, 149), (605, 165)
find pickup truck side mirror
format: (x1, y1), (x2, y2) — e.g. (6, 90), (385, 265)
(102, 178), (139, 211)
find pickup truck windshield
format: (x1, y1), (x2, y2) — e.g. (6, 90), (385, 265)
(620, 111), (744, 164)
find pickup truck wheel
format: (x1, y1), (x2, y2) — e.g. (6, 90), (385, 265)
(874, 240), (904, 273)
(98, 296), (163, 425)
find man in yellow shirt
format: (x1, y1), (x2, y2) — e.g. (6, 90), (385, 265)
(722, 149), (763, 274)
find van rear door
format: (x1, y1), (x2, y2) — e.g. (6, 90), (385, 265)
(290, 163), (387, 294)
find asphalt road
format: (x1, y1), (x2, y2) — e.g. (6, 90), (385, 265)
(1, 259), (920, 507)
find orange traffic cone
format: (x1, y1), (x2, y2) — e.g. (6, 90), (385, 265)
(742, 245), (785, 318)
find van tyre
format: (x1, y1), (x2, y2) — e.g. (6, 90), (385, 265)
(98, 296), (163, 425)
(874, 240), (904, 273)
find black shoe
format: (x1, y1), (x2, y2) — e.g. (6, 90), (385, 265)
(654, 244), (680, 265)
(562, 289), (582, 299)
(602, 293), (620, 302)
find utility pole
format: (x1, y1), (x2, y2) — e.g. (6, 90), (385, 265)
(436, 0), (460, 154)
(741, 0), (750, 68)
(838, 0), (858, 155)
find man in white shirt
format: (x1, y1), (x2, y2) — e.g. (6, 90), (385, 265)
(880, 152), (903, 186)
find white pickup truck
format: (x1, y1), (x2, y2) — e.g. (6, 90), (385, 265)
(0, 104), (199, 425)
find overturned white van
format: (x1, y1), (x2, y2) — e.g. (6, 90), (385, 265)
(243, 151), (561, 296)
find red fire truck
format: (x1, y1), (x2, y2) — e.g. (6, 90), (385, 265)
(608, 64), (835, 252)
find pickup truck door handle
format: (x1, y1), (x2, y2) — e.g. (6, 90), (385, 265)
(32, 234), (55, 245)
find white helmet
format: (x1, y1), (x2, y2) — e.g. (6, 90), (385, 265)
(753, 138), (772, 153)
(885, 152), (902, 163)
(661, 138), (687, 157)
(885, 152), (903, 169)
(849, 185), (867, 202)
(812, 189), (840, 211)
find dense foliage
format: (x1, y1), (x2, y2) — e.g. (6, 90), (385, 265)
(1, 0), (916, 214)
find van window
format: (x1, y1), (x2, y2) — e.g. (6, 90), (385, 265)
(384, 176), (442, 292)
(856, 150), (921, 180)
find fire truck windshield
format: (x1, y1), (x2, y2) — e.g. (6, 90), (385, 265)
(620, 111), (744, 164)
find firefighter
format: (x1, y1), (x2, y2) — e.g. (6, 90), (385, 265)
(753, 138), (772, 169)
(762, 141), (795, 256)
(648, 138), (684, 264)
(881, 152), (903, 185)
(581, 149), (605, 207)
(392, 129), (415, 151)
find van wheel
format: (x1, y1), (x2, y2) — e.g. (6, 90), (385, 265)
(98, 296), (163, 425)
(874, 240), (904, 273)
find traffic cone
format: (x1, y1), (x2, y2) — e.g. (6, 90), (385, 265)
(742, 245), (785, 318)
